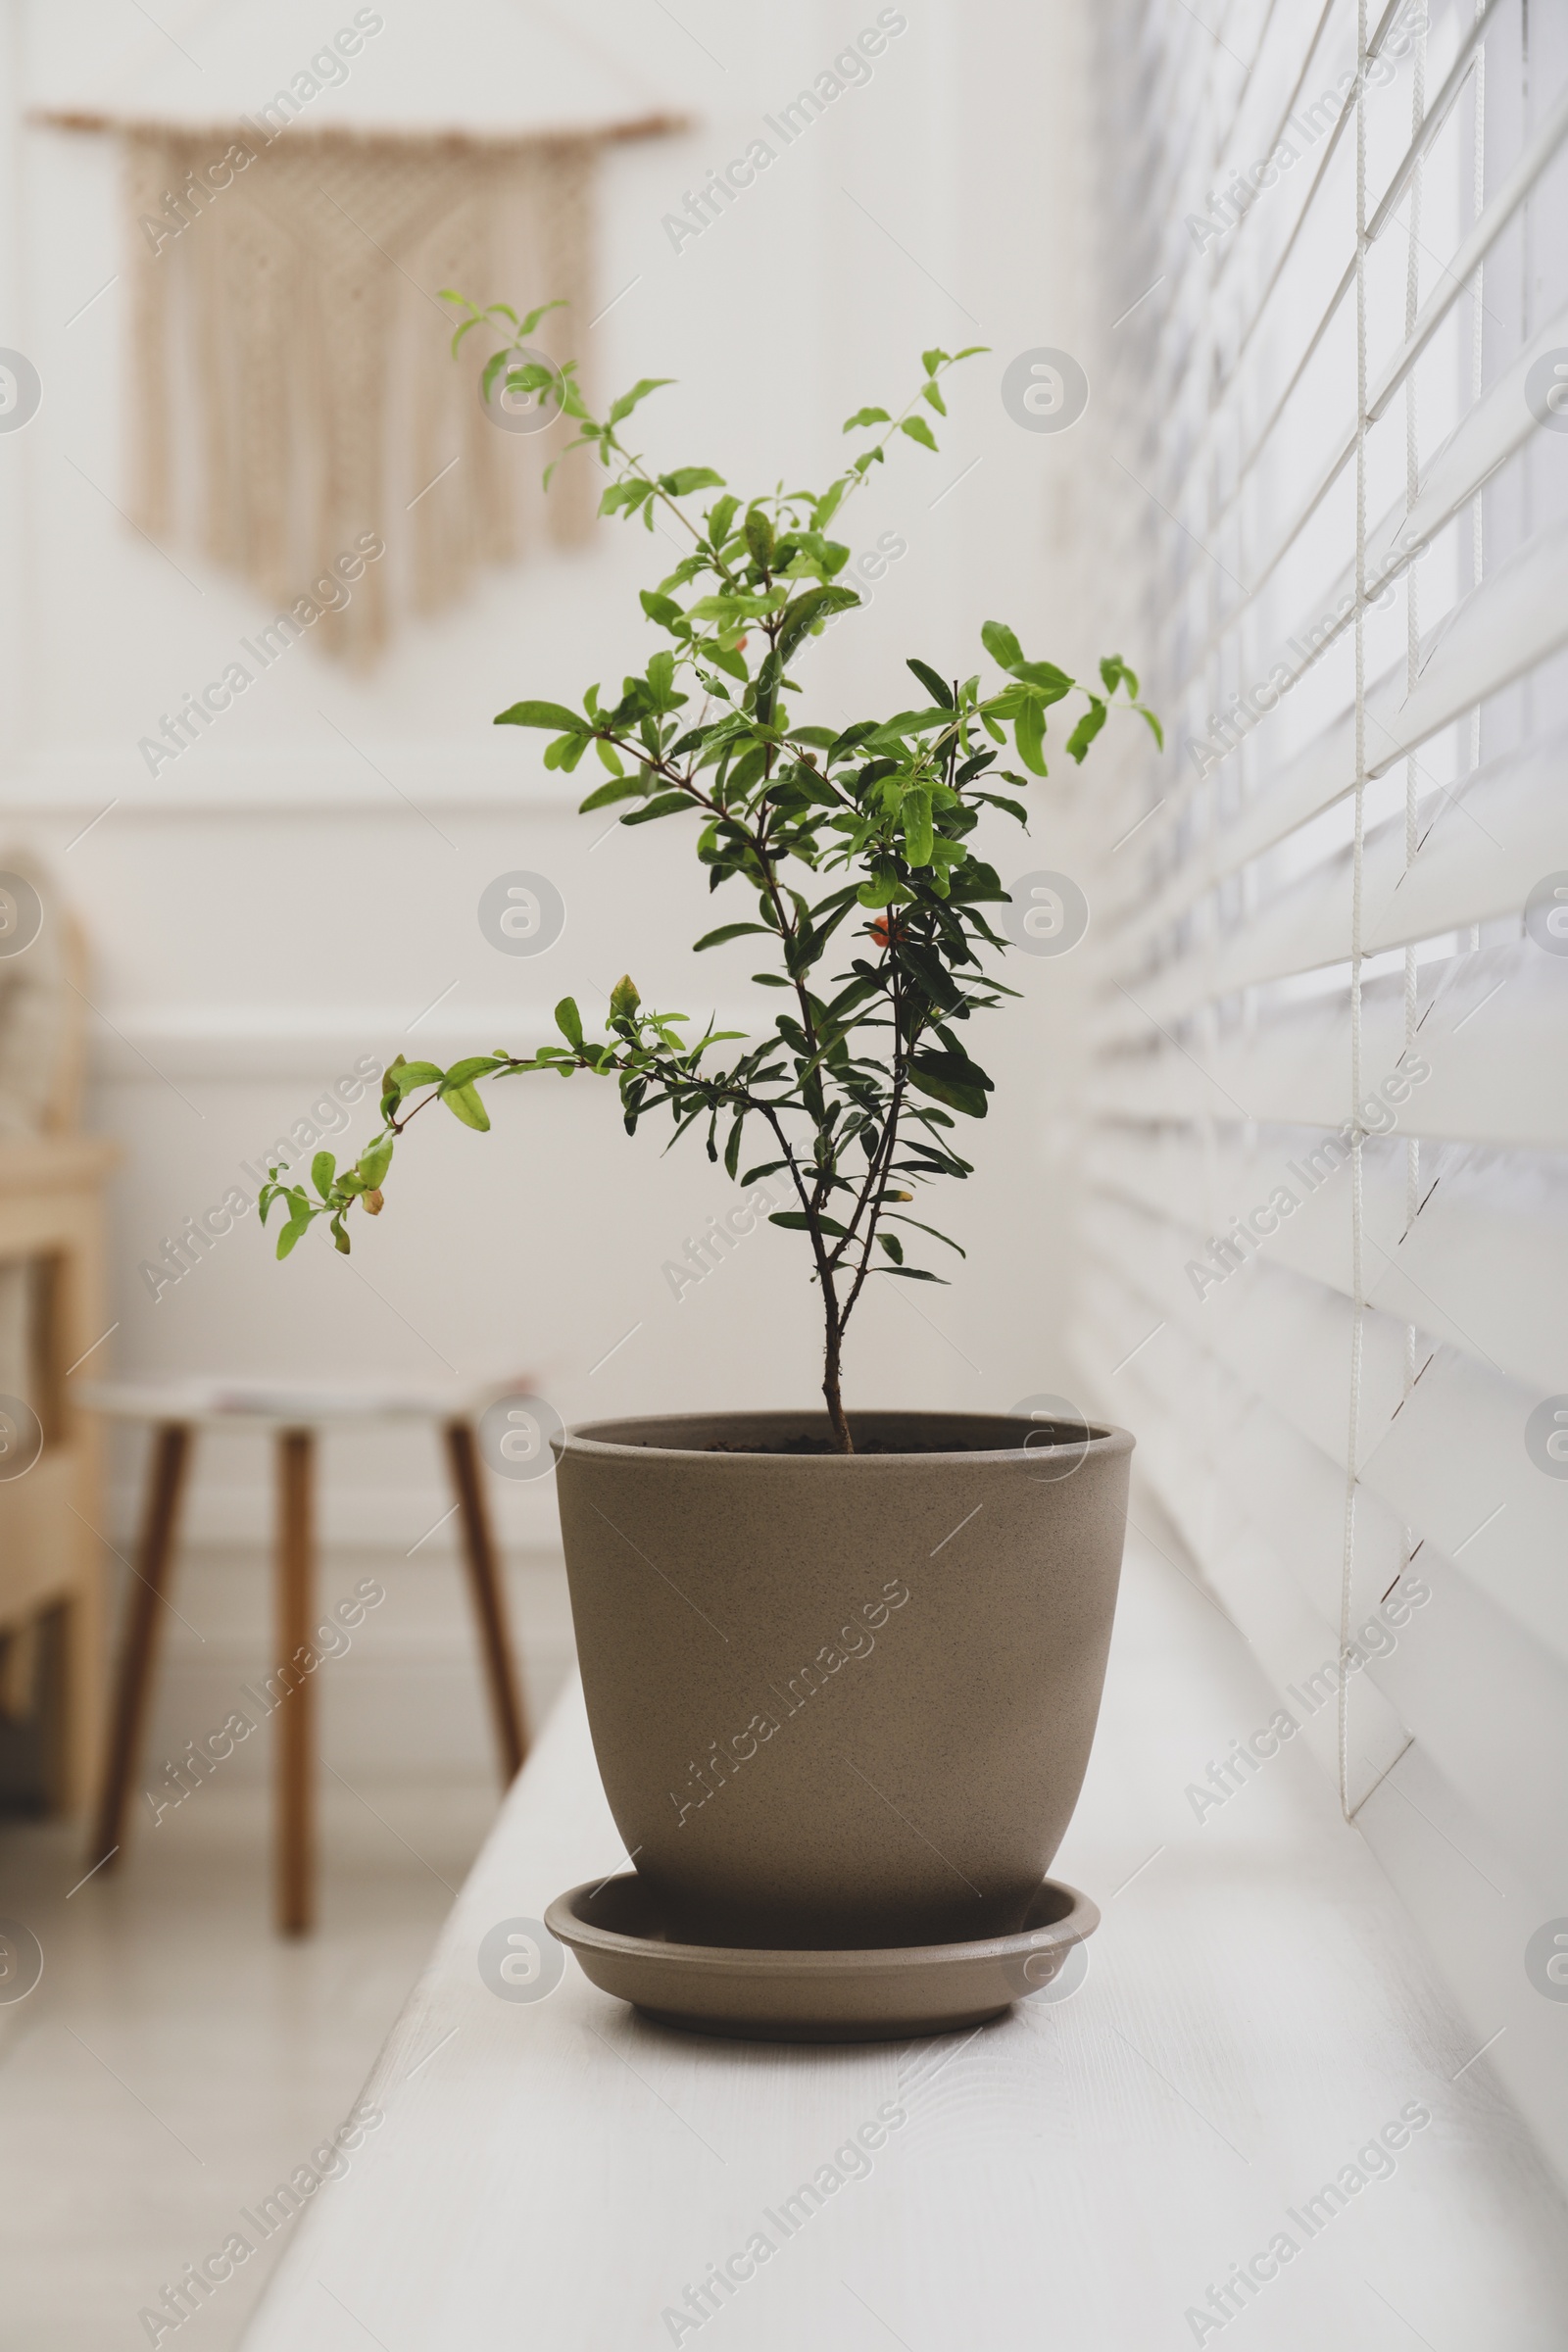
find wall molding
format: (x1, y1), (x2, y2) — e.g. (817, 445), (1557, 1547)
(1, 744), (584, 815)
(88, 1003), (758, 1079)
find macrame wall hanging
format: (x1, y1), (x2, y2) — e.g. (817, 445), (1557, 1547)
(40, 3), (681, 663)
(122, 128), (597, 663)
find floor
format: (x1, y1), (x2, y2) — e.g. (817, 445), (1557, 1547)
(0, 1550), (575, 2352)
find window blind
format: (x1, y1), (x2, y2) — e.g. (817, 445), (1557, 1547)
(1083, 0), (1568, 2186)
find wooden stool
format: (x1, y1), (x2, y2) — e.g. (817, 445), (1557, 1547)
(81, 1380), (529, 1936)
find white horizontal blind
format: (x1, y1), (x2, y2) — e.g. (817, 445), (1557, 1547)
(1084, 0), (1568, 2185)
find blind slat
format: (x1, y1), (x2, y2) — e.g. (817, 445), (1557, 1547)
(1106, 1287), (1568, 1902)
(1161, 290), (1568, 736)
(1118, 524), (1568, 950)
(1177, 81), (1568, 635)
(1083, 1216), (1568, 1672)
(1364, 0), (1498, 238)
(1096, 946), (1568, 1146)
(1121, 728), (1568, 1024)
(1086, 1123), (1568, 1397)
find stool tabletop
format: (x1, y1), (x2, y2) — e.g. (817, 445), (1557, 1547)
(77, 1376), (534, 1429)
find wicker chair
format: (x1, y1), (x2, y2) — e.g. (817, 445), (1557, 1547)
(0, 857), (116, 1812)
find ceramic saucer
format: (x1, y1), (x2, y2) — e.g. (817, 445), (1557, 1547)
(544, 1874), (1099, 2042)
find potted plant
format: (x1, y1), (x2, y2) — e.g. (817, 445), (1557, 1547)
(265, 310), (1157, 2021)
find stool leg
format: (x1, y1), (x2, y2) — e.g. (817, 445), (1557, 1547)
(443, 1420), (528, 1783)
(275, 1428), (315, 1936)
(90, 1423), (193, 1867)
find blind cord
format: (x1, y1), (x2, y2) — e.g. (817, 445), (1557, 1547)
(1400, 23), (1429, 1618)
(1469, 5), (1486, 792)
(1340, 0), (1371, 1825)
(1402, 22), (1426, 1400)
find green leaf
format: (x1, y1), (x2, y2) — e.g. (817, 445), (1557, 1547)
(877, 1264), (949, 1283)
(893, 939), (963, 1011)
(744, 507), (775, 569)
(607, 376), (674, 425)
(687, 590), (775, 622)
(776, 584), (859, 663)
(578, 773), (644, 812)
(920, 348), (949, 377)
(886, 1211), (966, 1256)
(830, 719), (882, 760)
(495, 699), (585, 733)
(920, 379), (948, 416)
(906, 659), (954, 708)
(555, 998), (584, 1049)
(391, 1060), (443, 1097)
(1066, 697), (1107, 762)
(599, 478), (654, 518)
(517, 298), (566, 338)
(981, 619), (1025, 673)
(492, 359), (557, 410)
(842, 406), (891, 431)
(1014, 696), (1047, 776)
(769, 1211), (850, 1237)
(693, 922), (775, 951)
(620, 791), (692, 825)
(1137, 705), (1165, 751)
(478, 347), (513, 401)
(275, 1210), (312, 1261)
(311, 1151), (336, 1200)
(878, 1232), (905, 1262)
(908, 1050), (992, 1118)
(660, 466), (725, 497)
(646, 649), (680, 708)
(358, 1139), (394, 1188)
(610, 974), (641, 1023)
(811, 479), (847, 530)
(442, 1081), (491, 1131)
(858, 868), (913, 910)
(902, 787), (935, 868)
(543, 731), (591, 772)
(727, 744), (768, 797)
(1101, 653), (1138, 697)
(707, 493), (739, 548)
(640, 589), (685, 629)
(1012, 660), (1074, 699)
(900, 415), (938, 451)
(971, 790), (1029, 823)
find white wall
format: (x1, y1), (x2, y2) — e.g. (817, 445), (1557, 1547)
(5, 0), (1107, 1560)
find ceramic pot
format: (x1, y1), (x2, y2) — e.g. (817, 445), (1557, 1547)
(552, 1409), (1133, 1948)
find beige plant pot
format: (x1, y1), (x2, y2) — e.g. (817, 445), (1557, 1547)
(553, 1409), (1133, 1948)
